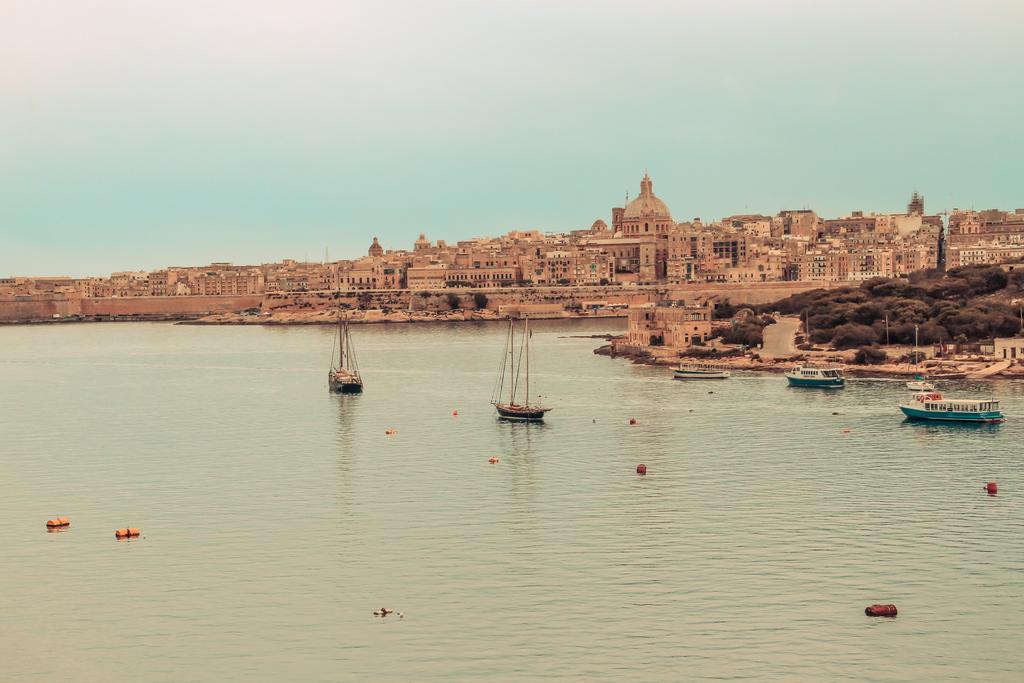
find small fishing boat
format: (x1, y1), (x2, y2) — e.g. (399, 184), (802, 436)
(492, 317), (551, 422)
(899, 391), (1004, 423)
(905, 326), (934, 391)
(674, 363), (731, 380)
(906, 375), (935, 391)
(328, 310), (363, 394)
(785, 364), (845, 388)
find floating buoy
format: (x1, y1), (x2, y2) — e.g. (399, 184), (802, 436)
(114, 528), (140, 539)
(452, 410), (458, 416)
(46, 516), (70, 528)
(842, 428), (852, 434)
(629, 418), (638, 425)
(488, 457), (499, 464)
(986, 481), (998, 495)
(636, 464), (647, 475)
(865, 604), (898, 617)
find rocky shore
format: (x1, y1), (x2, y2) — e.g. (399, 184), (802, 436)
(596, 340), (1024, 380)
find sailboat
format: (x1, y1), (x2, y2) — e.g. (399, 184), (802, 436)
(906, 324), (934, 391)
(328, 310), (363, 394)
(492, 317), (551, 422)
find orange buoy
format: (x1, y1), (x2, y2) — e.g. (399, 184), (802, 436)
(114, 528), (140, 539)
(385, 428), (397, 436)
(629, 418), (638, 425)
(986, 481), (998, 495)
(636, 464), (647, 475)
(841, 428), (852, 434)
(865, 604), (898, 617)
(46, 516), (70, 528)
(488, 457), (499, 464)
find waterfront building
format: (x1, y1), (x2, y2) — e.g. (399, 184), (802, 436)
(626, 302), (713, 348)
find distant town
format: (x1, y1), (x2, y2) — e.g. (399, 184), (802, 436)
(3, 174), (1022, 302)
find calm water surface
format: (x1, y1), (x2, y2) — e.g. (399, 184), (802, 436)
(1, 321), (1023, 682)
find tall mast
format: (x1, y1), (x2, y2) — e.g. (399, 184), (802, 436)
(340, 314), (347, 369)
(524, 317), (530, 408)
(508, 318), (516, 405)
(914, 324), (919, 371)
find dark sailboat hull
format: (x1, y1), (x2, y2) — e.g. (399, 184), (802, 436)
(495, 404), (550, 422)
(330, 381), (363, 394)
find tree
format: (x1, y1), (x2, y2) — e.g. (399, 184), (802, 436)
(853, 346), (887, 365)
(473, 292), (489, 310)
(831, 323), (879, 349)
(445, 293), (461, 310)
(713, 300), (736, 320)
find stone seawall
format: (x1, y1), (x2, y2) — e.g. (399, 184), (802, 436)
(1, 281), (835, 324)
(0, 294), (262, 323)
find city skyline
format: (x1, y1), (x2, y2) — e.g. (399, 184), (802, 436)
(4, 0), (1024, 276)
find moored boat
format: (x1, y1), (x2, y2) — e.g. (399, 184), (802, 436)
(899, 391), (1003, 423)
(785, 364), (845, 388)
(492, 317), (551, 422)
(328, 310), (363, 394)
(673, 363), (731, 380)
(905, 326), (933, 391)
(906, 375), (935, 391)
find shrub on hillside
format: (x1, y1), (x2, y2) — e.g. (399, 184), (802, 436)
(831, 323), (879, 349)
(853, 346), (887, 365)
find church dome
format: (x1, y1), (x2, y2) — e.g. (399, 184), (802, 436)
(592, 219), (608, 231)
(368, 236), (384, 257)
(623, 173), (672, 221)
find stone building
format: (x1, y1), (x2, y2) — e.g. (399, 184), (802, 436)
(627, 302), (713, 348)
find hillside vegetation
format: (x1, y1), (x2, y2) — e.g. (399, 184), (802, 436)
(766, 265), (1024, 349)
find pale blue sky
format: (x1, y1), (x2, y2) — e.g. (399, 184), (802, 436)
(2, 0), (1022, 276)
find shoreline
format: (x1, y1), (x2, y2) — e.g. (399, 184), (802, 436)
(595, 343), (1024, 381)
(0, 310), (629, 327)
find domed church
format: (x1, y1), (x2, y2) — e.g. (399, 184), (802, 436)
(617, 173), (674, 236)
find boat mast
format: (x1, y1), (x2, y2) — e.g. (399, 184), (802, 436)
(524, 317), (530, 408)
(340, 314), (347, 370)
(914, 324), (919, 372)
(508, 318), (516, 405)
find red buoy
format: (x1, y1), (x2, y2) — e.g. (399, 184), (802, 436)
(452, 410), (458, 416)
(636, 464), (647, 475)
(986, 481), (998, 495)
(865, 604), (898, 617)
(629, 418), (638, 425)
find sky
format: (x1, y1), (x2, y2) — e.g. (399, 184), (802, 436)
(2, 0), (1023, 277)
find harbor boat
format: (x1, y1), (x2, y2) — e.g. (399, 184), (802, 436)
(899, 391), (1004, 423)
(492, 317), (551, 422)
(785, 364), (845, 388)
(905, 326), (935, 391)
(905, 326), (934, 391)
(906, 375), (935, 391)
(673, 363), (731, 380)
(328, 310), (363, 394)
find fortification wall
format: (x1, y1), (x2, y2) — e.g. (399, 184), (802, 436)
(2, 281), (834, 323)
